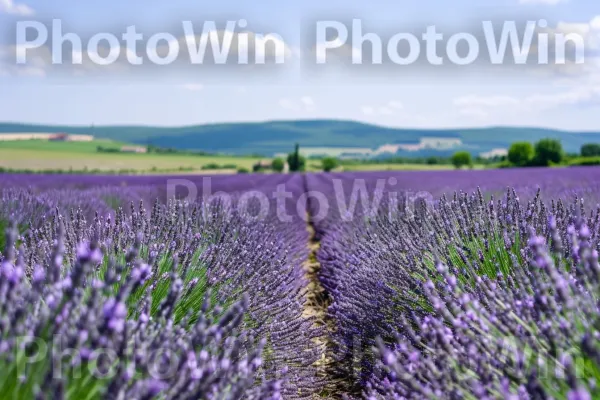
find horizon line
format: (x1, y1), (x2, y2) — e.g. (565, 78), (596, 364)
(0, 119), (596, 134)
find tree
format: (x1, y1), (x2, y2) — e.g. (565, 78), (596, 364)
(508, 142), (534, 166)
(271, 158), (285, 172)
(426, 156), (439, 165)
(287, 143), (306, 172)
(581, 143), (600, 157)
(532, 138), (563, 166)
(321, 157), (339, 172)
(451, 151), (472, 169)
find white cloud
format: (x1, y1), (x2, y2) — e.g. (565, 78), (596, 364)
(388, 101), (403, 110)
(513, 17), (600, 80)
(0, 42), (135, 79)
(300, 96), (314, 107)
(1, 26), (295, 82)
(0, 0), (34, 15)
(458, 107), (490, 119)
(279, 96), (315, 112)
(360, 106), (375, 115)
(361, 100), (404, 116)
(453, 15), (600, 121)
(0, 45), (49, 78)
(555, 22), (590, 35)
(17, 66), (45, 77)
(181, 83), (204, 91)
(538, 16), (600, 54)
(453, 85), (600, 120)
(312, 38), (359, 64)
(453, 95), (520, 108)
(160, 29), (294, 64)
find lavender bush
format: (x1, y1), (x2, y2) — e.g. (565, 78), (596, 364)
(0, 175), (325, 398)
(0, 220), (277, 399)
(316, 186), (600, 398)
(6, 168), (600, 398)
(305, 167), (600, 239)
(0, 186), (160, 227)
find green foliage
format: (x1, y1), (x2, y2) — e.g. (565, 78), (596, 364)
(131, 251), (221, 325)
(581, 143), (600, 157)
(201, 163), (237, 170)
(95, 145), (120, 153)
(237, 167), (249, 173)
(0, 165), (242, 175)
(0, 246), (240, 399)
(532, 138), (564, 166)
(101, 195), (122, 211)
(507, 142), (534, 166)
(451, 151), (472, 169)
(271, 158), (285, 172)
(0, 220), (25, 268)
(146, 144), (211, 156)
(287, 144), (306, 172)
(497, 160), (514, 169)
(0, 219), (10, 252)
(569, 156), (600, 166)
(321, 157), (339, 172)
(201, 163), (221, 170)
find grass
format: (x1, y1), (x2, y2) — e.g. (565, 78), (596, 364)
(0, 140), (264, 173)
(0, 140), (496, 174)
(341, 163), (487, 171)
(0, 139), (125, 153)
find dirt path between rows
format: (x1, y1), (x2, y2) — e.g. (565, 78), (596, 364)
(301, 175), (351, 399)
(302, 218), (338, 398)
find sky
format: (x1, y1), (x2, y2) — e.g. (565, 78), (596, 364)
(0, 0), (599, 130)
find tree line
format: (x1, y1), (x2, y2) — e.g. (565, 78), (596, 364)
(254, 140), (600, 173)
(451, 139), (600, 169)
(255, 144), (340, 173)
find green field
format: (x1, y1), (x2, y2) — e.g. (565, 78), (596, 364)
(0, 139), (125, 152)
(0, 140), (263, 173)
(0, 140), (494, 174)
(342, 163), (453, 171)
(340, 163), (489, 171)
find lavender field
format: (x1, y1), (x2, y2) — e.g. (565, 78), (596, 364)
(1, 167), (600, 399)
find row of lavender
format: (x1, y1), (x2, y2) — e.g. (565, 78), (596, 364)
(0, 174), (325, 399)
(307, 167), (600, 399)
(307, 167), (600, 239)
(4, 167), (600, 399)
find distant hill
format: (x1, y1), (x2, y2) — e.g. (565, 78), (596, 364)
(0, 120), (599, 158)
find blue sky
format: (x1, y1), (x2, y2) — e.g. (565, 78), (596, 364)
(0, 0), (599, 130)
